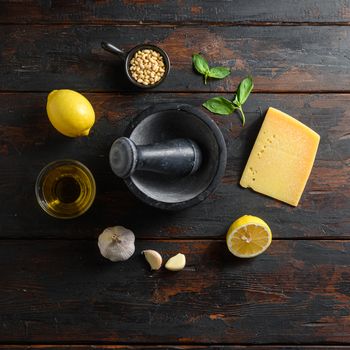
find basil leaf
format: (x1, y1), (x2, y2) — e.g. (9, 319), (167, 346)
(208, 67), (231, 79)
(236, 105), (246, 126)
(192, 54), (210, 75)
(236, 76), (254, 105)
(232, 95), (240, 107)
(203, 97), (236, 115)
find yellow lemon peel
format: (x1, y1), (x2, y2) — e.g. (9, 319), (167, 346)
(46, 89), (95, 137)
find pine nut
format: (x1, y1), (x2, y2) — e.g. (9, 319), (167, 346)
(129, 48), (166, 86)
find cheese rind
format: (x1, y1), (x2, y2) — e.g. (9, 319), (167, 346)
(240, 107), (320, 206)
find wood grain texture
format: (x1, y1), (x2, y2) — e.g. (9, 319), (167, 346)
(1, 93), (348, 240)
(1, 1), (349, 348)
(0, 240), (349, 343)
(1, 0), (350, 24)
(2, 25), (350, 92)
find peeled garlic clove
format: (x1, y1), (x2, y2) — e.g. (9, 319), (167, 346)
(98, 226), (135, 262)
(142, 249), (162, 270)
(165, 253), (186, 271)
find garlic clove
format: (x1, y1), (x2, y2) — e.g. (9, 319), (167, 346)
(165, 253), (186, 271)
(98, 226), (135, 262)
(142, 249), (162, 270)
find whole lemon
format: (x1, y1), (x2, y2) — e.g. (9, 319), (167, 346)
(46, 89), (95, 137)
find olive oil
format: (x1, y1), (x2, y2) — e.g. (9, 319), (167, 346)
(36, 160), (96, 219)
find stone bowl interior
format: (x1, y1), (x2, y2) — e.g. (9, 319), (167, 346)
(123, 104), (227, 210)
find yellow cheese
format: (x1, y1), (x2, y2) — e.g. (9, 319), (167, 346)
(240, 107), (320, 206)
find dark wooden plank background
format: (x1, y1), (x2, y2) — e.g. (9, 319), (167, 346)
(2, 25), (350, 92)
(0, 1), (349, 349)
(2, 347), (350, 350)
(0, 346), (344, 350)
(1, 93), (349, 240)
(2, 0), (350, 24)
(1, 240), (349, 343)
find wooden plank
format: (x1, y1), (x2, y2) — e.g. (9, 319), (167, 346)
(0, 239), (349, 343)
(2, 25), (350, 92)
(2, 346), (350, 350)
(0, 92), (348, 240)
(1, 1), (350, 24)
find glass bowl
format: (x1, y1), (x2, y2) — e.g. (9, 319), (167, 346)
(35, 159), (96, 219)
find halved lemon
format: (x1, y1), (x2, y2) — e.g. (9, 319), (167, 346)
(226, 215), (272, 258)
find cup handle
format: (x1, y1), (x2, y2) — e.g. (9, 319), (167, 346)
(101, 41), (126, 58)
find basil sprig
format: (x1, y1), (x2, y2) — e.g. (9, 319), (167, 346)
(203, 76), (253, 126)
(192, 53), (230, 84)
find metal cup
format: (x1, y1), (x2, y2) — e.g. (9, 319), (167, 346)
(101, 41), (170, 89)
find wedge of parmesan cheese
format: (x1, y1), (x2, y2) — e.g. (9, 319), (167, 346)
(240, 107), (320, 206)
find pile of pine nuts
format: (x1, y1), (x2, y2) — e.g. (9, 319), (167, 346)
(129, 49), (166, 86)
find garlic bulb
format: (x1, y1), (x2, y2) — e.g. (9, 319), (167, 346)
(98, 226), (135, 262)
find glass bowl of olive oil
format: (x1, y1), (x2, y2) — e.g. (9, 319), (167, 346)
(35, 159), (96, 219)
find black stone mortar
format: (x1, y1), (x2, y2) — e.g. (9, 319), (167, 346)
(110, 103), (227, 210)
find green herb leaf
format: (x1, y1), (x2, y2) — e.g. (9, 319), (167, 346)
(208, 67), (231, 79)
(202, 76), (253, 126)
(203, 97), (236, 115)
(232, 95), (240, 107)
(236, 105), (246, 126)
(192, 54), (231, 84)
(192, 54), (210, 75)
(236, 76), (254, 105)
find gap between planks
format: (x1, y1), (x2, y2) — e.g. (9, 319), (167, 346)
(2, 90), (350, 95)
(3, 21), (350, 27)
(1, 343), (350, 347)
(0, 237), (349, 242)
